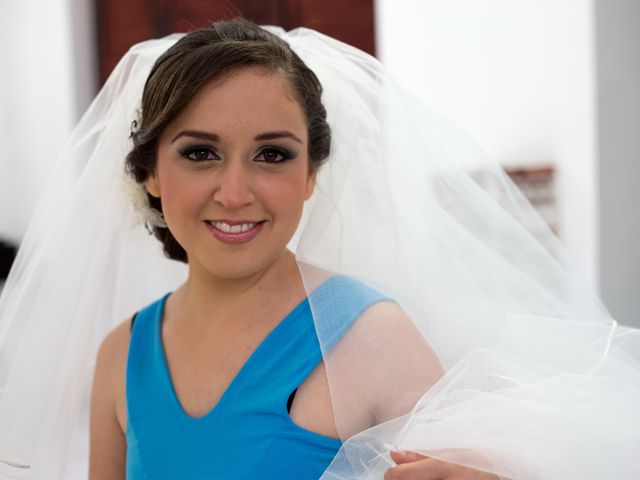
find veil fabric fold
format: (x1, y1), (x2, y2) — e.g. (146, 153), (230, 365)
(0, 26), (638, 479)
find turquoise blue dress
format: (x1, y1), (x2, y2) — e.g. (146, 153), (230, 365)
(126, 275), (389, 479)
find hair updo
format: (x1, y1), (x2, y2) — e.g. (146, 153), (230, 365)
(125, 18), (331, 262)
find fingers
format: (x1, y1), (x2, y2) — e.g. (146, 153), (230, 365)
(389, 450), (428, 465)
(384, 456), (446, 480)
(385, 451), (501, 480)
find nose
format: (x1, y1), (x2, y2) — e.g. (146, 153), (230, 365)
(212, 158), (255, 209)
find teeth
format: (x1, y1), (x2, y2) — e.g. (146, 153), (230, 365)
(211, 221), (256, 234)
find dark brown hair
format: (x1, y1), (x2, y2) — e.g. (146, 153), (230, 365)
(126, 18), (331, 262)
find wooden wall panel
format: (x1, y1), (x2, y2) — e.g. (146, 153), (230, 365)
(96, 0), (156, 81)
(96, 0), (375, 83)
(282, 0), (375, 57)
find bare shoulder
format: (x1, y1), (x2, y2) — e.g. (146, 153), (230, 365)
(96, 317), (132, 370)
(340, 300), (428, 353)
(93, 317), (132, 434)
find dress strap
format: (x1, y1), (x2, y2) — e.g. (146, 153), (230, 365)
(309, 275), (393, 352)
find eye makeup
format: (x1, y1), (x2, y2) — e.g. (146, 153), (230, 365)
(254, 146), (297, 164)
(176, 143), (298, 164)
(177, 144), (220, 162)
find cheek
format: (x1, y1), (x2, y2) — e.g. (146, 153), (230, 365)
(264, 173), (311, 215)
(157, 170), (209, 217)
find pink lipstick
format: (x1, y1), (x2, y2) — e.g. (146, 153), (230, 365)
(204, 220), (266, 244)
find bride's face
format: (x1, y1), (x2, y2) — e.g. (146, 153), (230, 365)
(145, 67), (316, 278)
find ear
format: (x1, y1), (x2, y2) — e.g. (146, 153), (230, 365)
(144, 171), (161, 198)
(304, 167), (317, 200)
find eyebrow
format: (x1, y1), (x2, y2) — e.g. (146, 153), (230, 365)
(170, 130), (303, 144)
(171, 130), (218, 143)
(254, 131), (303, 144)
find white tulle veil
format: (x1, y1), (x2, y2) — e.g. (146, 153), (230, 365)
(0, 25), (639, 480)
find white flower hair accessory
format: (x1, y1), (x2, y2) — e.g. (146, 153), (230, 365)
(121, 171), (167, 229)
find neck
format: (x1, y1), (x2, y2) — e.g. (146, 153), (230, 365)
(169, 249), (303, 331)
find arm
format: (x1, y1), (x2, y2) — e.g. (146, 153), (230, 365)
(89, 319), (131, 480)
(333, 303), (500, 480)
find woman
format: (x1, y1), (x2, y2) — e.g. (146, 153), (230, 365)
(1, 18), (639, 480)
(90, 19), (464, 479)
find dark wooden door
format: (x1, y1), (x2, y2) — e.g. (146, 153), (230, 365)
(96, 0), (375, 83)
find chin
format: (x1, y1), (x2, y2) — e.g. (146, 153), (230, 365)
(196, 248), (290, 281)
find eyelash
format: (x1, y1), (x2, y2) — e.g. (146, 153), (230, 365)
(177, 145), (219, 162)
(177, 145), (296, 164)
(255, 146), (296, 164)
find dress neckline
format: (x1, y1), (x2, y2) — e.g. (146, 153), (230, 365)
(154, 293), (311, 421)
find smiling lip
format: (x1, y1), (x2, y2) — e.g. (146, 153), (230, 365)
(204, 219), (266, 244)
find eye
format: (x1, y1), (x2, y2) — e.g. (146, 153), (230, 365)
(255, 147), (296, 164)
(177, 145), (219, 162)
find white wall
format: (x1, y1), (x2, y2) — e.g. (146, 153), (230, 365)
(0, 0), (96, 244)
(375, 0), (599, 288)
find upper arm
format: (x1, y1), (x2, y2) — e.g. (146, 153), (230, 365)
(361, 302), (444, 423)
(325, 301), (444, 436)
(89, 318), (132, 480)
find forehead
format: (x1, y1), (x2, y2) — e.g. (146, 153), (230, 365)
(161, 67), (307, 143)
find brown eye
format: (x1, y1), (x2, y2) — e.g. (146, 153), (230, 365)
(178, 145), (219, 162)
(255, 147), (295, 164)
(191, 149), (212, 161)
